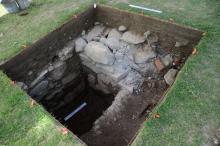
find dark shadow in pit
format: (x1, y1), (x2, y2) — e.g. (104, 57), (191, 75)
(53, 84), (115, 136)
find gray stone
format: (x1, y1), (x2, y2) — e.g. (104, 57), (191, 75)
(82, 60), (101, 74)
(164, 69), (178, 85)
(28, 71), (33, 76)
(144, 30), (151, 38)
(75, 37), (87, 53)
(81, 30), (86, 36)
(103, 28), (112, 37)
(104, 37), (120, 51)
(30, 80), (49, 101)
(161, 54), (173, 66)
(84, 41), (115, 65)
(134, 48), (156, 64)
(118, 25), (127, 32)
(48, 65), (54, 72)
(123, 56), (140, 71)
(88, 74), (96, 85)
(58, 40), (75, 61)
(115, 51), (125, 62)
(79, 52), (93, 62)
(97, 74), (116, 85)
(50, 61), (66, 80)
(62, 73), (78, 85)
(96, 63), (115, 74)
(100, 37), (107, 44)
(138, 62), (156, 74)
(147, 33), (159, 45)
(94, 22), (100, 25)
(109, 63), (130, 82)
(30, 69), (48, 88)
(85, 25), (105, 42)
(16, 82), (28, 91)
(121, 31), (146, 44)
(92, 36), (101, 42)
(175, 40), (189, 47)
(118, 70), (144, 93)
(108, 28), (122, 40)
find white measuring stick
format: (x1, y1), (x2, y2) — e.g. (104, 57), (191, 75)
(64, 102), (87, 121)
(129, 4), (162, 13)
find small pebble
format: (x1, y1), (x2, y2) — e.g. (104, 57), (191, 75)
(118, 25), (127, 32)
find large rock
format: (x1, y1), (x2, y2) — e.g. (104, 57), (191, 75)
(118, 70), (144, 93)
(79, 52), (93, 62)
(58, 40), (75, 61)
(103, 28), (112, 37)
(109, 63), (130, 82)
(84, 41), (115, 65)
(30, 69), (48, 88)
(146, 33), (158, 45)
(50, 61), (66, 80)
(16, 81), (28, 91)
(161, 54), (173, 67)
(84, 25), (105, 42)
(104, 37), (120, 51)
(30, 80), (49, 101)
(164, 69), (178, 85)
(134, 47), (156, 64)
(75, 37), (87, 53)
(82, 60), (101, 74)
(96, 63), (115, 74)
(121, 31), (146, 44)
(108, 28), (122, 40)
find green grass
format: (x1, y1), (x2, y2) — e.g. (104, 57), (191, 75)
(0, 0), (220, 145)
(0, 0), (106, 62)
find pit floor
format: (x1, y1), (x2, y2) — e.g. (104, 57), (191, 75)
(79, 80), (167, 146)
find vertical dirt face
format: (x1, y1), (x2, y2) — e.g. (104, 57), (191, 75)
(0, 5), (203, 146)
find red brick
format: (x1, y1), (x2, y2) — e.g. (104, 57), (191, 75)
(154, 58), (165, 72)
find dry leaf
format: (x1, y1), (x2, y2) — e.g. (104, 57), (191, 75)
(10, 80), (16, 85)
(192, 48), (197, 55)
(61, 128), (68, 135)
(21, 45), (27, 49)
(154, 113), (160, 119)
(30, 99), (36, 108)
(169, 18), (174, 22)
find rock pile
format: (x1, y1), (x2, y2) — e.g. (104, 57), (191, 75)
(75, 23), (178, 93)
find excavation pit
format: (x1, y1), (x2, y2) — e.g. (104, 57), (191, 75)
(0, 5), (203, 146)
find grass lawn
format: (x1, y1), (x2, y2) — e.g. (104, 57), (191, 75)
(0, 0), (220, 146)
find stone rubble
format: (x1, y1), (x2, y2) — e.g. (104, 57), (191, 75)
(164, 69), (178, 85)
(77, 22), (178, 93)
(121, 31), (146, 44)
(84, 41), (115, 65)
(75, 37), (87, 53)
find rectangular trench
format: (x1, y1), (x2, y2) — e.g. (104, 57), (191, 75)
(0, 5), (203, 146)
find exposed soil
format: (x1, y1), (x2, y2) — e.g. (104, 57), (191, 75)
(80, 79), (167, 146)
